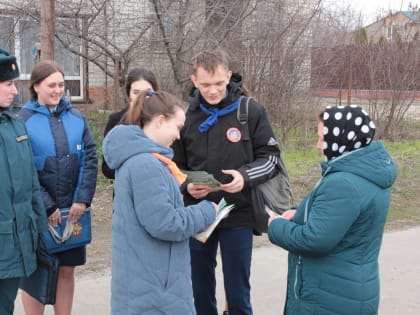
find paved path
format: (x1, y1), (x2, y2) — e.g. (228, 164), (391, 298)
(14, 227), (420, 314)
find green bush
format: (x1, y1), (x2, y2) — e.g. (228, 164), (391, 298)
(86, 111), (110, 188)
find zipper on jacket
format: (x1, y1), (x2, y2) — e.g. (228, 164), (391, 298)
(294, 256), (303, 300)
(164, 244), (172, 289)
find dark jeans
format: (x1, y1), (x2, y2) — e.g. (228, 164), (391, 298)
(190, 227), (253, 315)
(0, 277), (20, 315)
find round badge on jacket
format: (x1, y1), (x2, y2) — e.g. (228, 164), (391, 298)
(226, 127), (241, 143)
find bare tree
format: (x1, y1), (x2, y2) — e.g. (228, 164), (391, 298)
(311, 2), (419, 140)
(366, 41), (419, 139)
(2, 0), (325, 118)
(240, 0), (323, 144)
(147, 0), (258, 96)
(57, 0), (258, 101)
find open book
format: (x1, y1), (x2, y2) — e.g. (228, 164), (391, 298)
(193, 198), (235, 243)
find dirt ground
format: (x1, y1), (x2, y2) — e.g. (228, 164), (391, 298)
(79, 181), (420, 277)
(78, 185), (113, 277)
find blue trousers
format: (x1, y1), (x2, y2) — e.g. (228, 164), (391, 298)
(190, 227), (253, 315)
(0, 277), (20, 315)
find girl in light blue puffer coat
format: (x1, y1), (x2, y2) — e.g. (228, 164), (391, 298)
(103, 90), (217, 315)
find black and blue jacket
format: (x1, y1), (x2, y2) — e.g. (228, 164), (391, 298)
(18, 98), (98, 216)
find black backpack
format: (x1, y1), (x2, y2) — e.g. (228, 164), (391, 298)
(237, 96), (292, 234)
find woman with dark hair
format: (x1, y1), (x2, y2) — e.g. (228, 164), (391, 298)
(102, 67), (159, 179)
(0, 49), (47, 315)
(103, 90), (218, 314)
(268, 105), (397, 315)
(18, 60), (97, 315)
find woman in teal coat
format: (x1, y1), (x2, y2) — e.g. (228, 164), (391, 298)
(268, 105), (397, 315)
(0, 49), (48, 314)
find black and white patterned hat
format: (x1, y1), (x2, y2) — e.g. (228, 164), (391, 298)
(322, 105), (376, 161)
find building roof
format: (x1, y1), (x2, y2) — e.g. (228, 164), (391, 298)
(363, 11), (420, 29)
(401, 11), (420, 22)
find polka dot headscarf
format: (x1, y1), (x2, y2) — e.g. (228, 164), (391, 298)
(322, 105), (376, 161)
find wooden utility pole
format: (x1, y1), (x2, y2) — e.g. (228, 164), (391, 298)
(114, 55), (120, 111)
(347, 46), (353, 105)
(40, 0), (56, 60)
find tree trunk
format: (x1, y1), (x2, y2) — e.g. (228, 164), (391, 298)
(40, 0), (55, 61)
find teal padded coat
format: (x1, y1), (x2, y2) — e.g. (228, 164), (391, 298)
(0, 109), (48, 279)
(268, 141), (397, 315)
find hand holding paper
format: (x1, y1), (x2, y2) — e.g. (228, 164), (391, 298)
(185, 170), (222, 190)
(265, 206), (280, 218)
(193, 198), (234, 243)
(266, 206), (296, 226)
(281, 209), (296, 221)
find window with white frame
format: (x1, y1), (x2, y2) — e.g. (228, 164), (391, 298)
(386, 23), (400, 40)
(0, 15), (83, 104)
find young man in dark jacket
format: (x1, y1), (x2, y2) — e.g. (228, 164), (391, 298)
(172, 48), (281, 315)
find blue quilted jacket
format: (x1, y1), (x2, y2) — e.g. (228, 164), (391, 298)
(18, 98), (97, 215)
(268, 141), (397, 315)
(103, 125), (216, 315)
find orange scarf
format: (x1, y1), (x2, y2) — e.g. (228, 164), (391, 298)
(151, 153), (187, 186)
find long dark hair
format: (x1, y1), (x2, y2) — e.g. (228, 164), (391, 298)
(125, 67), (159, 97)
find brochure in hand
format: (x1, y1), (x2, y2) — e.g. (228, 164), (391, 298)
(193, 198), (235, 243)
(184, 170), (222, 190)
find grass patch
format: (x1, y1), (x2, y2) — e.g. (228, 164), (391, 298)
(88, 112), (420, 229)
(282, 139), (420, 228)
(384, 140), (420, 227)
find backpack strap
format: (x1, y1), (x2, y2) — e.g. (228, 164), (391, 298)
(237, 96), (254, 162)
(237, 96), (251, 141)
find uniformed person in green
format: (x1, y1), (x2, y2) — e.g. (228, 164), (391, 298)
(0, 48), (48, 315)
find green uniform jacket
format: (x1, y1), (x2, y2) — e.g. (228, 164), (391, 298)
(0, 109), (48, 279)
(268, 141), (397, 315)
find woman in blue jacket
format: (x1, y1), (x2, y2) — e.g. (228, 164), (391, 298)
(0, 49), (47, 315)
(103, 90), (217, 314)
(268, 105), (397, 315)
(18, 61), (97, 315)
